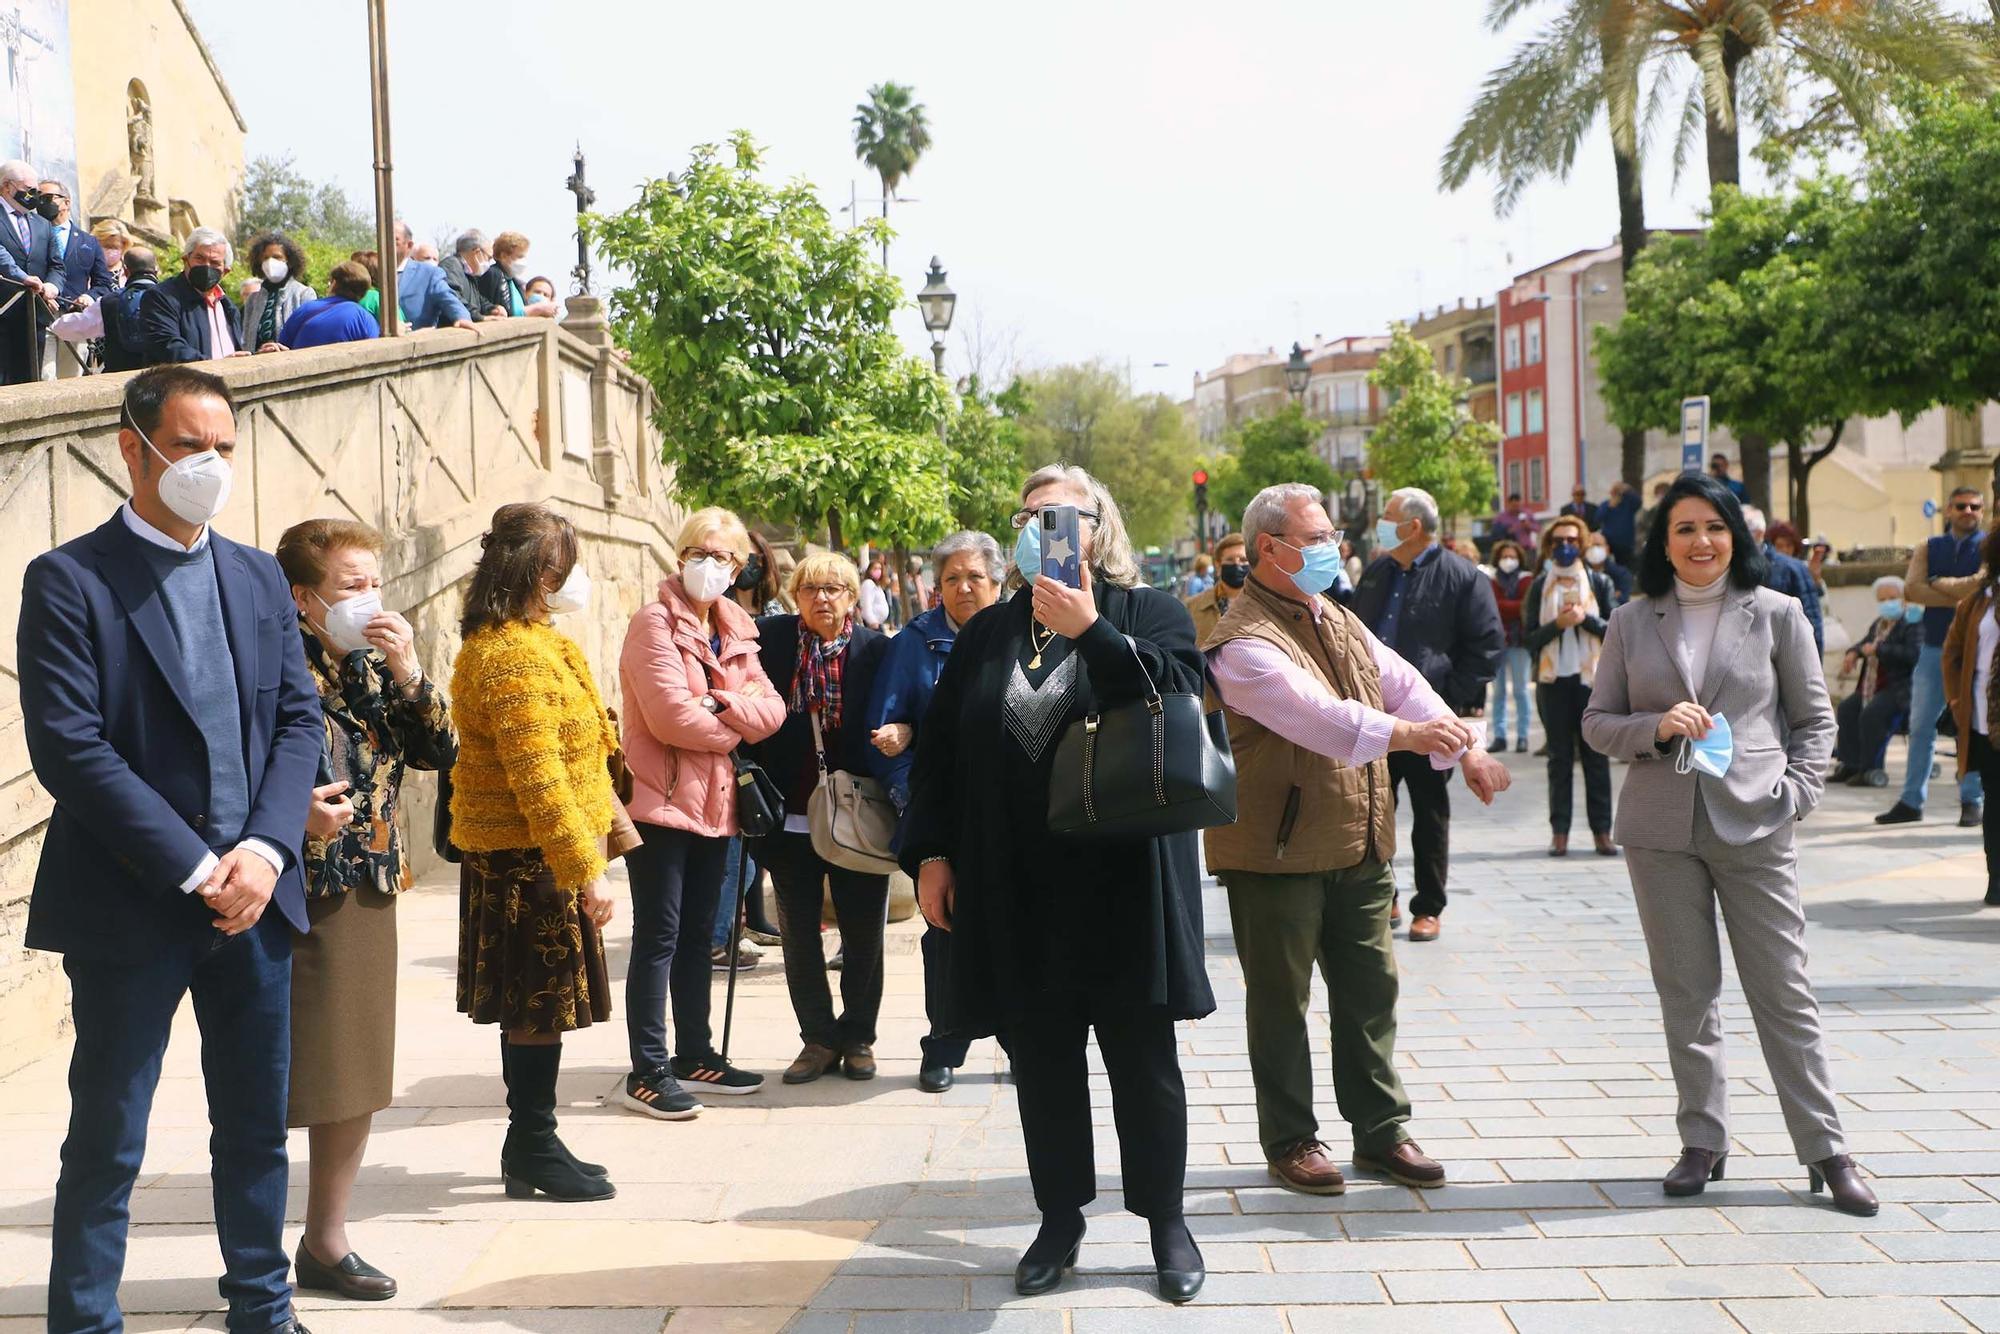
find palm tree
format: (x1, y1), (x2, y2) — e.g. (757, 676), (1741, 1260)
(852, 82), (933, 269)
(1441, 0), (1654, 489)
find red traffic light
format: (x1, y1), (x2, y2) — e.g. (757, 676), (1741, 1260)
(1192, 469), (1209, 486)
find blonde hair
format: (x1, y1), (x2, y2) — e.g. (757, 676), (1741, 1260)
(789, 549), (861, 603)
(91, 219), (129, 247)
(1020, 463), (1141, 587)
(674, 506), (749, 562)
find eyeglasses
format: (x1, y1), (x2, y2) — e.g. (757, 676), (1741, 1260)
(1010, 508), (1100, 529)
(1280, 531), (1339, 548)
(799, 583), (850, 600)
(1955, 501), (1985, 512)
(680, 546), (740, 566)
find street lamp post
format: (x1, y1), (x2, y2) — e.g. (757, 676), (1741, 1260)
(917, 256), (956, 375)
(1285, 341), (1311, 403)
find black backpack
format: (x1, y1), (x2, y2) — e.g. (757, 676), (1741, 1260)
(98, 279), (154, 372)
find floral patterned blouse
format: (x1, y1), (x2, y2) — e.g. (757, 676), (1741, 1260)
(301, 630), (458, 899)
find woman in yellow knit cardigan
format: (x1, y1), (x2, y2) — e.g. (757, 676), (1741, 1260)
(450, 502), (619, 1203)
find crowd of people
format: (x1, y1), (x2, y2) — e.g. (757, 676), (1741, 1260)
(22, 365), (1943, 1331)
(0, 155), (565, 385)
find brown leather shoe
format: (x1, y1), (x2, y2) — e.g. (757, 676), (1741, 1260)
(1407, 915), (1441, 942)
(1593, 832), (1618, 856)
(1809, 1154), (1880, 1217)
(1353, 1140), (1446, 1188)
(1549, 834), (1569, 857)
(1267, 1138), (1346, 1195)
(295, 1241), (397, 1301)
(842, 1044), (877, 1080)
(783, 1043), (841, 1084)
(1662, 1146), (1726, 1197)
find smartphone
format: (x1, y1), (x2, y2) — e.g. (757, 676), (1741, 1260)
(1040, 505), (1082, 588)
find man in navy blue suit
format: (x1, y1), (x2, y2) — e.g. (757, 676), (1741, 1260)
(18, 365), (321, 1334)
(0, 158), (64, 383)
(39, 178), (115, 376)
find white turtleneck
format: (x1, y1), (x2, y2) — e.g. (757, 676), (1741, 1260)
(1674, 574), (1729, 692)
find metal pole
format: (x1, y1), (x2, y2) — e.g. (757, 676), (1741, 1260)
(931, 338), (945, 377)
(366, 0), (399, 337)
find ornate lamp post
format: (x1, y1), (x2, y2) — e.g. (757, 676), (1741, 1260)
(565, 146), (596, 296)
(917, 256), (956, 375)
(1284, 341), (1311, 402)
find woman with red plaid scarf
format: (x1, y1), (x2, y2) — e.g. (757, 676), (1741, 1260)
(749, 550), (892, 1084)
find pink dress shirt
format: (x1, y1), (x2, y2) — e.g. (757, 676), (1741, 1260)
(1208, 594), (1463, 771)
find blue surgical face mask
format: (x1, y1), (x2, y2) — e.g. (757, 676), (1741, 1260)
(1674, 712), (1734, 779)
(1906, 603), (1925, 624)
(1878, 599), (1904, 622)
(1278, 538), (1343, 597)
(1374, 517), (1403, 551)
(1013, 522), (1040, 578)
(1553, 540), (1580, 567)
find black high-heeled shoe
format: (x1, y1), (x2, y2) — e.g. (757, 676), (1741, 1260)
(1015, 1214), (1085, 1296)
(1151, 1216), (1205, 1304)
(1808, 1154), (1879, 1217)
(1662, 1147), (1727, 1197)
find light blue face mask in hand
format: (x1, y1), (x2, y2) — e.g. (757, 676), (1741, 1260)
(1674, 712), (1734, 778)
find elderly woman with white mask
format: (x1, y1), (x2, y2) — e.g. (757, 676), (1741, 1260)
(617, 508), (787, 1118)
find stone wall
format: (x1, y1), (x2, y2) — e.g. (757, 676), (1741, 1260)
(0, 313), (681, 1073)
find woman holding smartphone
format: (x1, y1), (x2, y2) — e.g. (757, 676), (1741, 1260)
(1524, 515), (1617, 857)
(900, 464), (1215, 1304)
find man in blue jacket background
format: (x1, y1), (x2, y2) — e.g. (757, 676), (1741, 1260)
(18, 365), (322, 1334)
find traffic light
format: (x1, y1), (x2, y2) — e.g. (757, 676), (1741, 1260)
(1192, 468), (1208, 509)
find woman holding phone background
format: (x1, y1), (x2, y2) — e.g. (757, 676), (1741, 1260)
(899, 464), (1215, 1304)
(1525, 514), (1618, 857)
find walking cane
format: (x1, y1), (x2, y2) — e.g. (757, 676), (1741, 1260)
(719, 837), (752, 1063)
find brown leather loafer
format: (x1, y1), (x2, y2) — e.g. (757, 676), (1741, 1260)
(842, 1044), (877, 1080)
(1593, 832), (1618, 856)
(1662, 1146), (1726, 1197)
(1809, 1154), (1879, 1217)
(783, 1043), (841, 1084)
(1268, 1138), (1346, 1195)
(1407, 915), (1441, 942)
(1353, 1140), (1446, 1188)
(1549, 834), (1569, 857)
(295, 1241), (397, 1301)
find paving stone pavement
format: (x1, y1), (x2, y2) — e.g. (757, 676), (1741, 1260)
(5, 738), (2000, 1332)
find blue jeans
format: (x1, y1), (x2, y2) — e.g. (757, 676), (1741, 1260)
(713, 837), (759, 950)
(1901, 642), (1984, 810)
(1490, 646), (1532, 744)
(51, 915), (294, 1334)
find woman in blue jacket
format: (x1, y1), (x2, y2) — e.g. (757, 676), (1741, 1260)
(864, 530), (1004, 1092)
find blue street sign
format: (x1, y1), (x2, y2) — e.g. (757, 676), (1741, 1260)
(1924, 498), (1938, 519)
(1680, 396), (1710, 473)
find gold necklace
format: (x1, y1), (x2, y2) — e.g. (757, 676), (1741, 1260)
(1028, 620), (1058, 671)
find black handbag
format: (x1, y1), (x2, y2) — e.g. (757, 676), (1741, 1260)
(1046, 641), (1237, 838)
(697, 660), (786, 839)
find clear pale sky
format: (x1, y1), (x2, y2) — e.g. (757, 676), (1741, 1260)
(189, 0), (1797, 399)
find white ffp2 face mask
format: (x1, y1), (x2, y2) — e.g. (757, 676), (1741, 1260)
(545, 564), (591, 616)
(682, 556), (735, 604)
(136, 417), (232, 527)
(314, 590), (382, 655)
(261, 257), (288, 284)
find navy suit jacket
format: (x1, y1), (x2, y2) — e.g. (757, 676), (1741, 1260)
(0, 205), (61, 288)
(54, 229), (116, 304)
(138, 272), (242, 364)
(18, 512), (322, 958)
(396, 260), (470, 329)
(1763, 542), (1826, 655)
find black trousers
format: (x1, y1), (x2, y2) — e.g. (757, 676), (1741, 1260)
(1000, 994), (1186, 1220)
(761, 831), (888, 1050)
(1972, 733), (2000, 887)
(1538, 675), (1612, 836)
(624, 822), (729, 1072)
(1387, 750), (1453, 917)
(920, 925), (969, 1068)
(1835, 689), (1906, 771)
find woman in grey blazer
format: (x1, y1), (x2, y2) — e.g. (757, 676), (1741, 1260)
(1582, 473), (1875, 1217)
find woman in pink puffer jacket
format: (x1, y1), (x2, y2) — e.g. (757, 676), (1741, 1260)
(617, 508), (786, 1118)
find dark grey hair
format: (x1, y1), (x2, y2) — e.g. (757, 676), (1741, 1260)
(453, 229), (489, 257)
(1387, 486), (1439, 535)
(932, 529), (1003, 584)
(1242, 483), (1328, 568)
(182, 226), (233, 266)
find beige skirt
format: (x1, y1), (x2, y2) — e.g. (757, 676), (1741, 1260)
(288, 886), (398, 1127)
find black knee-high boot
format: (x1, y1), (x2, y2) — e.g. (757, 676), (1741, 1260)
(500, 1034), (606, 1180)
(501, 1041), (615, 1201)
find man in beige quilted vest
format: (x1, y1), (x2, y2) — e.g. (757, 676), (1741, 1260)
(1204, 483), (1512, 1197)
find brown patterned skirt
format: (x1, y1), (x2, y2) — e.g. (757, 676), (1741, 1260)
(457, 846), (611, 1034)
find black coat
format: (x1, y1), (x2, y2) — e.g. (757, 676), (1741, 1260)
(750, 615), (889, 812)
(1854, 614), (1921, 702)
(138, 272), (242, 365)
(439, 255), (496, 321)
(1352, 546), (1504, 712)
(898, 580), (1217, 1038)
(1521, 568), (1617, 663)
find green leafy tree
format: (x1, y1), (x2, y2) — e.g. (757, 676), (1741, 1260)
(852, 82), (932, 269)
(232, 154), (375, 290)
(944, 375), (1030, 537)
(1009, 362), (1198, 548)
(1208, 403), (1336, 530)
(1366, 325), (1500, 525)
(586, 132), (955, 553)
(1598, 178), (1857, 533)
